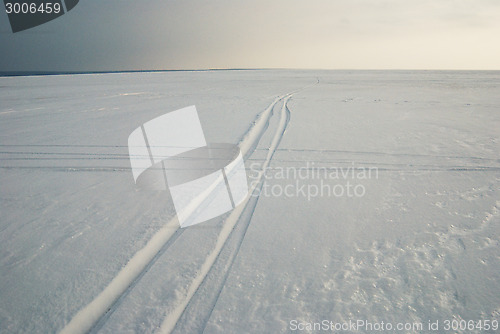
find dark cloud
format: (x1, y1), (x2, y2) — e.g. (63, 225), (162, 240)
(0, 0), (499, 71)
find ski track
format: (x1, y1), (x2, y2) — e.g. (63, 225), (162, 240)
(59, 89), (299, 334)
(193, 98), (291, 334)
(158, 96), (293, 334)
(1, 148), (497, 163)
(88, 228), (186, 334)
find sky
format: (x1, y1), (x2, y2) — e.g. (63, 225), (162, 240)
(1, 0), (499, 71)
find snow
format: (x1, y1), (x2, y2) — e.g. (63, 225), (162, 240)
(0, 70), (499, 333)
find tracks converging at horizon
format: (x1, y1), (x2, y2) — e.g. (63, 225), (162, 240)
(60, 81), (314, 334)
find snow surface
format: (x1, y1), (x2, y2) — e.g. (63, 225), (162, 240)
(0, 70), (499, 333)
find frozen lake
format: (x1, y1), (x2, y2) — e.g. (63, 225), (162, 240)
(0, 70), (499, 333)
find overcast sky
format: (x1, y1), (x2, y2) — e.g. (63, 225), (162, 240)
(1, 0), (499, 71)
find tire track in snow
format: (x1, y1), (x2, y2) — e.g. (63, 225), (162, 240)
(60, 91), (296, 334)
(158, 96), (293, 334)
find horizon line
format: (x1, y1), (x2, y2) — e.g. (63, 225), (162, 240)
(1, 68), (499, 77)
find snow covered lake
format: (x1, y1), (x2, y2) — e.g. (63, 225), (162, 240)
(0, 70), (499, 333)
